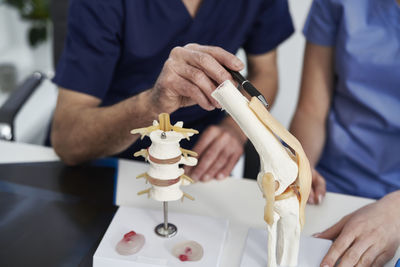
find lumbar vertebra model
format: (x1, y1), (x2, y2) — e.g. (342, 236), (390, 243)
(131, 113), (198, 237)
(212, 80), (311, 267)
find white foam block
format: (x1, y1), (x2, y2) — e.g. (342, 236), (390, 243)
(240, 228), (332, 267)
(94, 206), (229, 267)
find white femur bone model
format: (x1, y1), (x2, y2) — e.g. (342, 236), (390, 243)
(131, 114), (199, 202)
(212, 80), (312, 267)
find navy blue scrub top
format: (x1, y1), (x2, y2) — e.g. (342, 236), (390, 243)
(53, 0), (294, 159)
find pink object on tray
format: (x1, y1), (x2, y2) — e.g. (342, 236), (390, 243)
(172, 241), (204, 262)
(115, 231), (145, 255)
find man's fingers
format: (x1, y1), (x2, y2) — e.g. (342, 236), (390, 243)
(166, 61), (213, 110)
(207, 142), (243, 180)
(191, 50), (231, 85)
(337, 237), (373, 267)
(186, 44), (244, 71)
(194, 133), (231, 181)
(317, 215), (350, 240)
(171, 62), (220, 108)
(308, 188), (316, 204)
(164, 44), (243, 112)
(162, 63), (213, 111)
(203, 149), (230, 180)
(217, 149), (242, 179)
(191, 126), (221, 159)
(175, 45), (232, 85)
(320, 230), (355, 267)
(184, 165), (194, 177)
(176, 78), (214, 110)
(309, 169), (318, 204)
(314, 171), (326, 204)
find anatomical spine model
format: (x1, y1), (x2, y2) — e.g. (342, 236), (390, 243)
(131, 114), (199, 238)
(212, 81), (311, 267)
(131, 113), (198, 202)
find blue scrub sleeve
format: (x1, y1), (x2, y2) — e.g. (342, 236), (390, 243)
(303, 0), (339, 46)
(53, 0), (123, 100)
(243, 0), (294, 55)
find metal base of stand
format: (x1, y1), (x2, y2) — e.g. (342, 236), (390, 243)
(155, 223), (177, 238)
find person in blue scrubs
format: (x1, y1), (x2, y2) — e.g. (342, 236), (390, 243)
(50, 0), (294, 182)
(290, 0), (400, 266)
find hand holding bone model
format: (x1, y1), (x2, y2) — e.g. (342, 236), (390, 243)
(131, 113), (198, 202)
(149, 43), (244, 113)
(212, 80), (312, 267)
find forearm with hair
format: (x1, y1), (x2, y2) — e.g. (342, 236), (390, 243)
(51, 89), (159, 165)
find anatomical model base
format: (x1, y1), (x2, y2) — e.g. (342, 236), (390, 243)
(93, 206), (228, 267)
(212, 80), (312, 267)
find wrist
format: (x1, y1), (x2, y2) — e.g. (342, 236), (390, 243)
(139, 89), (172, 116)
(127, 90), (161, 123)
(147, 87), (180, 115)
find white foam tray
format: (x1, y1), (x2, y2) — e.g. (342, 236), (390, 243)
(94, 206), (229, 267)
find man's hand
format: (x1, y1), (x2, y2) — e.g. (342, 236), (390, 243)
(184, 119), (246, 182)
(315, 191), (400, 267)
(150, 43), (244, 113)
(308, 168), (326, 205)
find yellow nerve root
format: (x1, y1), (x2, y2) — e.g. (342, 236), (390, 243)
(136, 173), (147, 179)
(180, 148), (198, 159)
(130, 125), (159, 139)
(137, 188), (151, 198)
(171, 126), (199, 135)
(130, 113), (198, 139)
(136, 173), (149, 183)
(181, 132), (190, 140)
(134, 149), (148, 159)
(181, 192), (195, 202)
(262, 172), (276, 226)
(181, 174), (195, 184)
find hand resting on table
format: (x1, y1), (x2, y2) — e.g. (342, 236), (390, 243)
(315, 191), (400, 267)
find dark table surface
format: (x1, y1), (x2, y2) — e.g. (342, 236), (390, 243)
(0, 160), (118, 267)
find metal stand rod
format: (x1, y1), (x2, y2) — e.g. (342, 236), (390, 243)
(155, 201), (177, 238)
(163, 201), (168, 230)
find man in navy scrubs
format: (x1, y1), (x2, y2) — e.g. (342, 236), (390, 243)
(51, 0), (294, 181)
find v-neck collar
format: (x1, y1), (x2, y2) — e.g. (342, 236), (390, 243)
(176, 0), (209, 21)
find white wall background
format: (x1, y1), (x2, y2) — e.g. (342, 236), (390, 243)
(0, 0), (313, 145)
(273, 0), (313, 127)
(0, 6), (53, 82)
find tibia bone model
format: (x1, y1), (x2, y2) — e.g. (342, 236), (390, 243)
(212, 80), (311, 267)
(131, 113), (199, 202)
